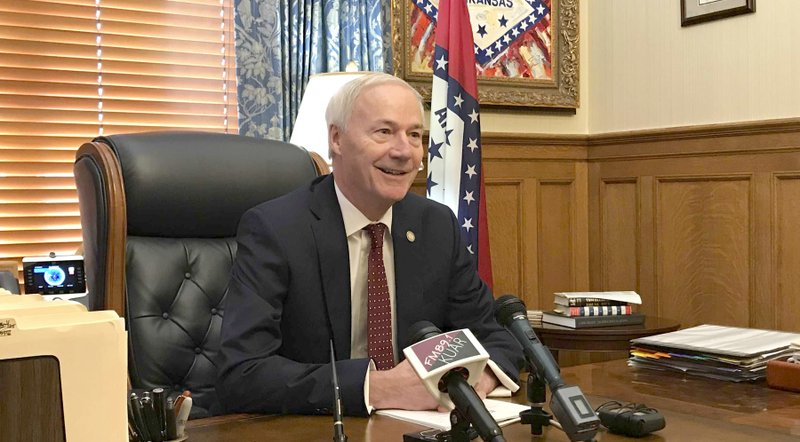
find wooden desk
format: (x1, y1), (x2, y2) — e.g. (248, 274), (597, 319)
(187, 359), (800, 441)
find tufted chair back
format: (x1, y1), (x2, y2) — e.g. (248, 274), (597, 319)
(73, 131), (329, 417)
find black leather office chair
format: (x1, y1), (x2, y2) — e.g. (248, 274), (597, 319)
(73, 131), (329, 417)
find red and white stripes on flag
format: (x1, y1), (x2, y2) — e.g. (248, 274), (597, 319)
(425, 0), (493, 287)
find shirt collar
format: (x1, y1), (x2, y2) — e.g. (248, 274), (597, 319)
(334, 181), (393, 237)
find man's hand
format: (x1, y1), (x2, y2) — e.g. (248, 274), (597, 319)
(368, 359), (440, 411)
(473, 366), (500, 400)
(369, 361), (501, 412)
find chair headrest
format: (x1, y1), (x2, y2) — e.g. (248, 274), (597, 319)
(98, 131), (318, 237)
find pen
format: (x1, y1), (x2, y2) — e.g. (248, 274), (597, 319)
(165, 397), (178, 440)
(152, 387), (166, 435)
(130, 393), (151, 442)
(141, 395), (164, 442)
(128, 421), (141, 442)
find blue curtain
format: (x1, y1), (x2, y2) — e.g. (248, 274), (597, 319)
(234, 0), (392, 140)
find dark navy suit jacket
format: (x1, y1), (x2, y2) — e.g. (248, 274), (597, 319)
(216, 174), (523, 416)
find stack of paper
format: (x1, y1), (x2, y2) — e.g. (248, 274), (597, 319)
(629, 324), (800, 382)
(790, 339), (800, 364)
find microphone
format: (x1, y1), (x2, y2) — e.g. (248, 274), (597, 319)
(405, 321), (506, 442)
(330, 341), (347, 442)
(494, 295), (600, 442)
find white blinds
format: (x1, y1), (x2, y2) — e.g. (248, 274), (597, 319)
(0, 0), (238, 269)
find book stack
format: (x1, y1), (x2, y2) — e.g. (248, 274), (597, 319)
(541, 291), (644, 329)
(527, 309), (543, 326)
(630, 324), (800, 382)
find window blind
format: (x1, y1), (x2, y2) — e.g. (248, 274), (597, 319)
(0, 0), (237, 275)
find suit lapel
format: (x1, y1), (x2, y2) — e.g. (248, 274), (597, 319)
(392, 197), (423, 353)
(309, 175), (352, 359)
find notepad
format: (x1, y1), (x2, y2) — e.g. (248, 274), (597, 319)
(376, 399), (528, 430)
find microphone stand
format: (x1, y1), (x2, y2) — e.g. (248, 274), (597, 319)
(520, 366), (552, 437)
(330, 341), (348, 442)
(439, 408), (474, 442)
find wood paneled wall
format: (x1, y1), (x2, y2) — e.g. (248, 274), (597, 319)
(415, 118), (800, 337)
(589, 119), (800, 333)
(411, 134), (592, 312)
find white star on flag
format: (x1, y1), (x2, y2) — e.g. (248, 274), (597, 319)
(465, 164), (477, 178)
(463, 191), (475, 205)
(462, 218), (473, 232)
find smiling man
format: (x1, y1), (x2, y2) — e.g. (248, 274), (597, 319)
(217, 73), (523, 416)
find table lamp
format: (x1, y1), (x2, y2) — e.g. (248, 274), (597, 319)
(289, 71), (370, 166)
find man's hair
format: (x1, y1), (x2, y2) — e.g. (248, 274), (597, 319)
(325, 72), (424, 138)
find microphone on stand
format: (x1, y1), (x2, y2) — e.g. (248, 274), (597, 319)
(404, 321), (506, 442)
(330, 341), (348, 442)
(494, 295), (600, 442)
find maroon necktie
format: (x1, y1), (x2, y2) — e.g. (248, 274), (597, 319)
(364, 223), (395, 370)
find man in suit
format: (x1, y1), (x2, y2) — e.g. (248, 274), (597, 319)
(217, 73), (523, 416)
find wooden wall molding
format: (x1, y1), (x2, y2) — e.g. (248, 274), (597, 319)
(588, 117), (800, 145)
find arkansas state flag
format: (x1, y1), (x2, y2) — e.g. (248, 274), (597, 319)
(425, 0), (493, 288)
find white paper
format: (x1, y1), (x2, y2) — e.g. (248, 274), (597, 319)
(376, 398), (528, 430)
(631, 324), (800, 358)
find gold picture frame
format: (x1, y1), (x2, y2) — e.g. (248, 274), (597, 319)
(391, 0), (579, 109)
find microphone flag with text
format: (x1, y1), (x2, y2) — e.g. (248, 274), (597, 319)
(405, 321), (506, 442)
(494, 295), (600, 442)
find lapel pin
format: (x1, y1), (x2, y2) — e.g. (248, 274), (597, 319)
(406, 230), (416, 243)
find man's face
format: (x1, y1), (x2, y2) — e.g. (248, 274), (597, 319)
(330, 83), (424, 220)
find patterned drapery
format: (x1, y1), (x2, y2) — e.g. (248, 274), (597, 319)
(234, 0), (392, 140)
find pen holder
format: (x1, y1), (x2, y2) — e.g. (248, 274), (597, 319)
(128, 388), (193, 442)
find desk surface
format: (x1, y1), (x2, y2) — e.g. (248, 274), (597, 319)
(188, 359), (800, 441)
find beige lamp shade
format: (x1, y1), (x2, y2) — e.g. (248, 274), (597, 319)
(289, 72), (370, 164)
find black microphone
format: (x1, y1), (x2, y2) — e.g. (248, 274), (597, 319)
(408, 321), (506, 442)
(494, 295), (600, 442)
(330, 341), (347, 442)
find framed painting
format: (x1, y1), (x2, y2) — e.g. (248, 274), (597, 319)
(391, 0), (579, 109)
(681, 0), (755, 27)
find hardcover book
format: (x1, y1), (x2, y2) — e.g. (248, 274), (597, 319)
(553, 305), (634, 317)
(554, 298), (629, 307)
(554, 291), (642, 305)
(542, 312), (645, 329)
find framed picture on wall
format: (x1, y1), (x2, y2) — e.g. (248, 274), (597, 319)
(391, 0), (579, 109)
(681, 0), (755, 27)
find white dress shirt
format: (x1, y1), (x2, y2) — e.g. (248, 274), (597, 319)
(334, 183), (398, 362)
(333, 182), (518, 412)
